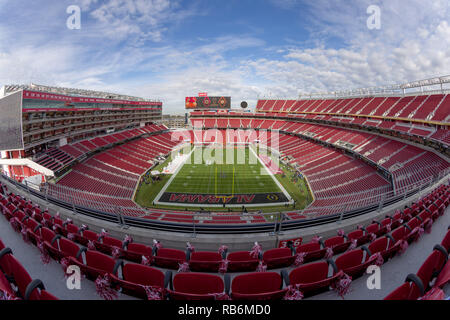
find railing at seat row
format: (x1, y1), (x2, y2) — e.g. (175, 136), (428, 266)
(1, 169), (449, 234)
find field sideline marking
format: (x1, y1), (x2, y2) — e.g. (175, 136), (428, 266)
(153, 146), (196, 205)
(153, 145), (293, 208)
(249, 145), (293, 203)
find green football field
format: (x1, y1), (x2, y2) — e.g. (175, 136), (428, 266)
(134, 145), (313, 212)
(165, 146), (281, 195)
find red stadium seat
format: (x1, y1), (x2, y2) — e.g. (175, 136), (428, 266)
(231, 272), (287, 300)
(295, 242), (326, 263)
(435, 260), (450, 289)
(384, 274), (424, 300)
(284, 260), (343, 297)
(365, 236), (399, 261)
(391, 226), (410, 243)
(95, 235), (124, 257)
(168, 273), (226, 300)
(0, 269), (15, 298)
(262, 248), (295, 269)
(24, 279), (58, 300)
(440, 229), (450, 252)
(69, 250), (119, 281)
(122, 242), (153, 263)
(347, 229), (372, 246)
(78, 230), (100, 246)
(111, 262), (169, 299)
(226, 251), (259, 272)
(322, 236), (351, 254)
(24, 218), (41, 244)
(188, 251), (222, 272)
(415, 249), (448, 290)
(333, 249), (377, 279)
(153, 248), (187, 270)
(365, 222), (384, 237)
(45, 237), (84, 263)
(0, 249), (39, 299)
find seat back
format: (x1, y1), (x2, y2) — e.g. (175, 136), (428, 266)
(227, 251), (255, 261)
(441, 230), (450, 251)
(384, 282), (418, 300)
(66, 224), (79, 234)
(416, 251), (442, 288)
(26, 218), (39, 230)
(348, 230), (363, 240)
(335, 249), (364, 271)
(122, 263), (165, 287)
(41, 227), (56, 244)
(324, 236), (344, 247)
(102, 236), (123, 248)
(407, 218), (421, 230)
(85, 250), (116, 274)
(365, 223), (379, 234)
(9, 255), (33, 298)
(289, 261), (329, 284)
(232, 272), (282, 294)
(263, 248), (291, 260)
(296, 242), (321, 253)
(368, 237), (389, 254)
(82, 230), (99, 241)
(59, 238), (81, 261)
(53, 218), (64, 227)
(391, 226), (407, 242)
(126, 243), (152, 256)
(173, 273), (224, 294)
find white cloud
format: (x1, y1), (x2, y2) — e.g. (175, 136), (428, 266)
(244, 0), (450, 96)
(88, 0), (193, 42)
(0, 0), (449, 115)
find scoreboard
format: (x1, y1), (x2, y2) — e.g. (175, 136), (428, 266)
(185, 96), (231, 109)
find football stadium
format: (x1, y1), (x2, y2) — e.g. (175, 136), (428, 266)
(0, 0), (449, 309)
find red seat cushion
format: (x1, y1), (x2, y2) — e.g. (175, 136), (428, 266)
(85, 250), (115, 274)
(368, 237), (389, 255)
(102, 236), (123, 248)
(335, 249), (364, 271)
(82, 230), (99, 241)
(324, 236), (345, 247)
(122, 263), (164, 287)
(289, 261), (329, 284)
(173, 273), (224, 294)
(296, 242), (321, 253)
(348, 230), (364, 240)
(232, 272), (282, 294)
(59, 238), (81, 261)
(41, 227), (56, 244)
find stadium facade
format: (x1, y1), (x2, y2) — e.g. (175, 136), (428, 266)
(0, 84), (162, 182)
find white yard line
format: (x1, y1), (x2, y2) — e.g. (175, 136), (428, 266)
(154, 146), (196, 205)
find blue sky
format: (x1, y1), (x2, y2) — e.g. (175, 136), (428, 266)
(0, 0), (449, 114)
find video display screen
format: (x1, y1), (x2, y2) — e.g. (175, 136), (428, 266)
(185, 96), (231, 109)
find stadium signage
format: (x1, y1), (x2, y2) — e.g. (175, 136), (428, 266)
(160, 192), (288, 204)
(23, 90), (161, 106)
